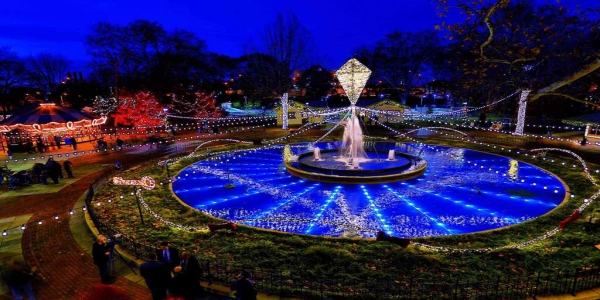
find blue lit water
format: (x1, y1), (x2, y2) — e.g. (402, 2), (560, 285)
(172, 142), (566, 238)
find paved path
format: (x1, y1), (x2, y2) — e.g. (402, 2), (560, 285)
(0, 146), (154, 299)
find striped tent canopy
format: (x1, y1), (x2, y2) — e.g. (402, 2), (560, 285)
(0, 103), (107, 133)
(562, 112), (600, 127)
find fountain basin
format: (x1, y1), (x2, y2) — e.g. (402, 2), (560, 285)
(286, 149), (426, 184)
(173, 142), (567, 238)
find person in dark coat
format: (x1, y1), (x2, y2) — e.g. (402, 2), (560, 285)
(180, 251), (203, 297)
(4, 259), (36, 300)
(36, 137), (44, 153)
(232, 270), (257, 300)
(45, 158), (60, 184)
(63, 160), (74, 178)
(169, 266), (196, 300)
(140, 253), (170, 300)
(53, 135), (62, 149)
(92, 235), (115, 284)
(70, 137), (78, 150)
(156, 241), (180, 275)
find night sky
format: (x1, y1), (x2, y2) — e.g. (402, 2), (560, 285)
(1, 0), (597, 72)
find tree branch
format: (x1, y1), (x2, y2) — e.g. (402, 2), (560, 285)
(530, 56), (600, 102)
(534, 92), (600, 108)
(479, 0), (537, 67)
(480, 0), (511, 64)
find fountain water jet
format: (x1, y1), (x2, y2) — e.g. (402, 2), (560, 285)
(313, 147), (322, 161)
(388, 150), (395, 161)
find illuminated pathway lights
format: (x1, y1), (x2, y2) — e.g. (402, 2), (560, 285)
(172, 142), (566, 238)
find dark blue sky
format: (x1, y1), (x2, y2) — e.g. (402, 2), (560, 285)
(1, 0), (597, 72)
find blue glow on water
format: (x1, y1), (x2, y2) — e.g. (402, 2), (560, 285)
(172, 143), (566, 238)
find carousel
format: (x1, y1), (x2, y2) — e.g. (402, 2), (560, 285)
(0, 103), (107, 152)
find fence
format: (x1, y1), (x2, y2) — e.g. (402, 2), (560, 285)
(83, 138), (600, 300)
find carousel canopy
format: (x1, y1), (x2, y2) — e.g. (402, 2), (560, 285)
(562, 112), (600, 127)
(0, 103), (107, 133)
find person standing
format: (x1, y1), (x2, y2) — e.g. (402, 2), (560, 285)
(70, 137), (78, 150)
(155, 241), (180, 275)
(180, 251), (203, 297)
(140, 253), (170, 300)
(92, 235), (115, 284)
(4, 259), (36, 300)
(45, 158), (60, 184)
(63, 160), (74, 178)
(231, 270), (257, 300)
(169, 266), (195, 300)
(53, 135), (61, 149)
(35, 137), (44, 153)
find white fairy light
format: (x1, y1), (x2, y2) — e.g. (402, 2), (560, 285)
(281, 93), (289, 130)
(336, 58), (372, 105)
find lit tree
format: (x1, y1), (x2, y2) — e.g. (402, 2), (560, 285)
(92, 96), (118, 116)
(169, 91), (223, 118)
(113, 91), (165, 127)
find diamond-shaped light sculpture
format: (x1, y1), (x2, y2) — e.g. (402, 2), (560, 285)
(336, 58), (372, 106)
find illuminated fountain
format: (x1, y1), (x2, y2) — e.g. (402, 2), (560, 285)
(286, 59), (426, 183)
(170, 59), (567, 239)
(173, 143), (567, 238)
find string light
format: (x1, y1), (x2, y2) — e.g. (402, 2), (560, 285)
(336, 58), (372, 105)
(281, 93), (289, 130)
(112, 176), (156, 190)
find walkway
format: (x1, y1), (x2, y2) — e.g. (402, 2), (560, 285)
(0, 141), (228, 299)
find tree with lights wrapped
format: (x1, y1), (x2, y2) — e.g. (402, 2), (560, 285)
(113, 91), (165, 128)
(92, 96), (118, 116)
(169, 91), (223, 118)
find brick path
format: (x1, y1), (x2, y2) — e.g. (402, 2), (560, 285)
(0, 151), (152, 299)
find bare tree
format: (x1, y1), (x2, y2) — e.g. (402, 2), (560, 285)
(436, 0), (600, 109)
(245, 12), (313, 96)
(0, 47), (27, 111)
(86, 20), (208, 97)
(26, 53), (70, 93)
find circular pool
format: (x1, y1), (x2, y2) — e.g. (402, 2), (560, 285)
(172, 142), (566, 238)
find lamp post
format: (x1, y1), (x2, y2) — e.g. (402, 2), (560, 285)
(133, 187), (145, 225)
(165, 160), (171, 179)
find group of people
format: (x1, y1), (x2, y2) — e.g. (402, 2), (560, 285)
(31, 158), (74, 185)
(23, 136), (78, 154)
(139, 241), (205, 300)
(92, 237), (258, 300)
